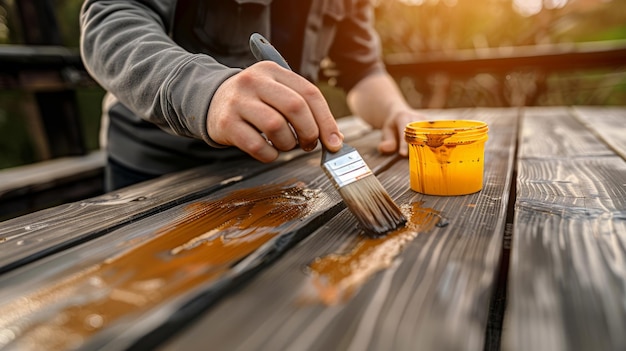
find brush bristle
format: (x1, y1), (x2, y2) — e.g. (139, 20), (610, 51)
(337, 174), (407, 237)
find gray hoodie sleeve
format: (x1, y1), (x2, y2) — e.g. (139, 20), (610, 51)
(79, 0), (240, 146)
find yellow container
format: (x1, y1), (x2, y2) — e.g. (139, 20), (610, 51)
(405, 120), (488, 196)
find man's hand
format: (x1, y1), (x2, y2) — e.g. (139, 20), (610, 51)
(346, 72), (428, 157)
(378, 109), (428, 157)
(207, 61), (344, 162)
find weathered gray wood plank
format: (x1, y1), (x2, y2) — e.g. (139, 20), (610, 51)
(573, 106), (626, 159)
(159, 108), (518, 351)
(0, 117), (371, 274)
(0, 151), (105, 196)
(0, 150), (105, 221)
(0, 158), (270, 274)
(518, 106), (616, 158)
(0, 130), (397, 351)
(505, 107), (626, 351)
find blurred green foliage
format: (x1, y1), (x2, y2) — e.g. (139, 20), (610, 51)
(371, 0), (626, 109)
(0, 91), (34, 169)
(55, 0), (83, 47)
(374, 0), (626, 53)
(0, 0), (82, 46)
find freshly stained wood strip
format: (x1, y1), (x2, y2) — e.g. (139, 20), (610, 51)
(505, 108), (626, 350)
(0, 158), (273, 274)
(0, 131), (396, 351)
(0, 117), (372, 274)
(0, 182), (335, 351)
(159, 108), (518, 351)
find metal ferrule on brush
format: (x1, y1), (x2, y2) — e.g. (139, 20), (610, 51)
(321, 145), (372, 189)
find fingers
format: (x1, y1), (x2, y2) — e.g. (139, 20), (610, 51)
(283, 82), (343, 152)
(397, 130), (409, 157)
(378, 125), (398, 155)
(262, 62), (343, 152)
(207, 61), (344, 162)
(229, 122), (280, 162)
(255, 80), (319, 151)
(379, 110), (428, 157)
(207, 100), (281, 162)
(394, 114), (410, 157)
(241, 100), (298, 152)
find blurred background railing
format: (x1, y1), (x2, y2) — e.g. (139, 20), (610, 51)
(320, 39), (626, 110)
(1, 0), (625, 219)
(0, 0), (103, 220)
(383, 40), (626, 108)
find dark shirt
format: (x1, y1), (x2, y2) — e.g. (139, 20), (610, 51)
(270, 0), (313, 72)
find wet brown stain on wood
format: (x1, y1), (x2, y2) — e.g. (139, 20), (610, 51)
(304, 202), (443, 306)
(0, 181), (327, 350)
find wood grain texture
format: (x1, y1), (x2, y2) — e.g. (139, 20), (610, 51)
(0, 151), (105, 221)
(0, 117), (371, 274)
(158, 108), (518, 351)
(518, 107), (616, 159)
(2, 107), (624, 351)
(0, 131), (398, 351)
(573, 106), (626, 159)
(0, 158), (271, 274)
(505, 107), (626, 351)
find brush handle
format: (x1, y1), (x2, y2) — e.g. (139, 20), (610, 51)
(249, 33), (291, 70)
(249, 33), (344, 158)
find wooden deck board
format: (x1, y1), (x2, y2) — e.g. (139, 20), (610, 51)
(518, 106), (616, 159)
(505, 108), (626, 351)
(2, 107), (625, 351)
(0, 130), (399, 351)
(0, 159), (275, 273)
(0, 151), (106, 221)
(0, 117), (371, 274)
(159, 108), (518, 351)
(573, 106), (626, 159)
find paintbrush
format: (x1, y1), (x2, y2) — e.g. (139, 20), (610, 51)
(249, 33), (406, 236)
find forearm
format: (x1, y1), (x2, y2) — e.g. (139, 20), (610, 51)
(346, 71), (412, 129)
(79, 0), (239, 143)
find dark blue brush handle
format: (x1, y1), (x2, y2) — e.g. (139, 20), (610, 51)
(249, 33), (292, 70)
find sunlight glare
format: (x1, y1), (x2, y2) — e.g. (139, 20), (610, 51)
(399, 0), (426, 5)
(513, 0), (543, 16)
(513, 0), (571, 16)
(545, 0), (569, 10)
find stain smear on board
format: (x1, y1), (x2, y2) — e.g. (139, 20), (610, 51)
(304, 202), (443, 306)
(0, 181), (327, 351)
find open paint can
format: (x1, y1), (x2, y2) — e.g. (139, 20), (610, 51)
(404, 120), (488, 196)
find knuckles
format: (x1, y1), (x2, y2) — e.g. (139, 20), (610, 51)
(298, 84), (320, 101)
(281, 96), (307, 117)
(261, 117), (285, 134)
(244, 138), (270, 156)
